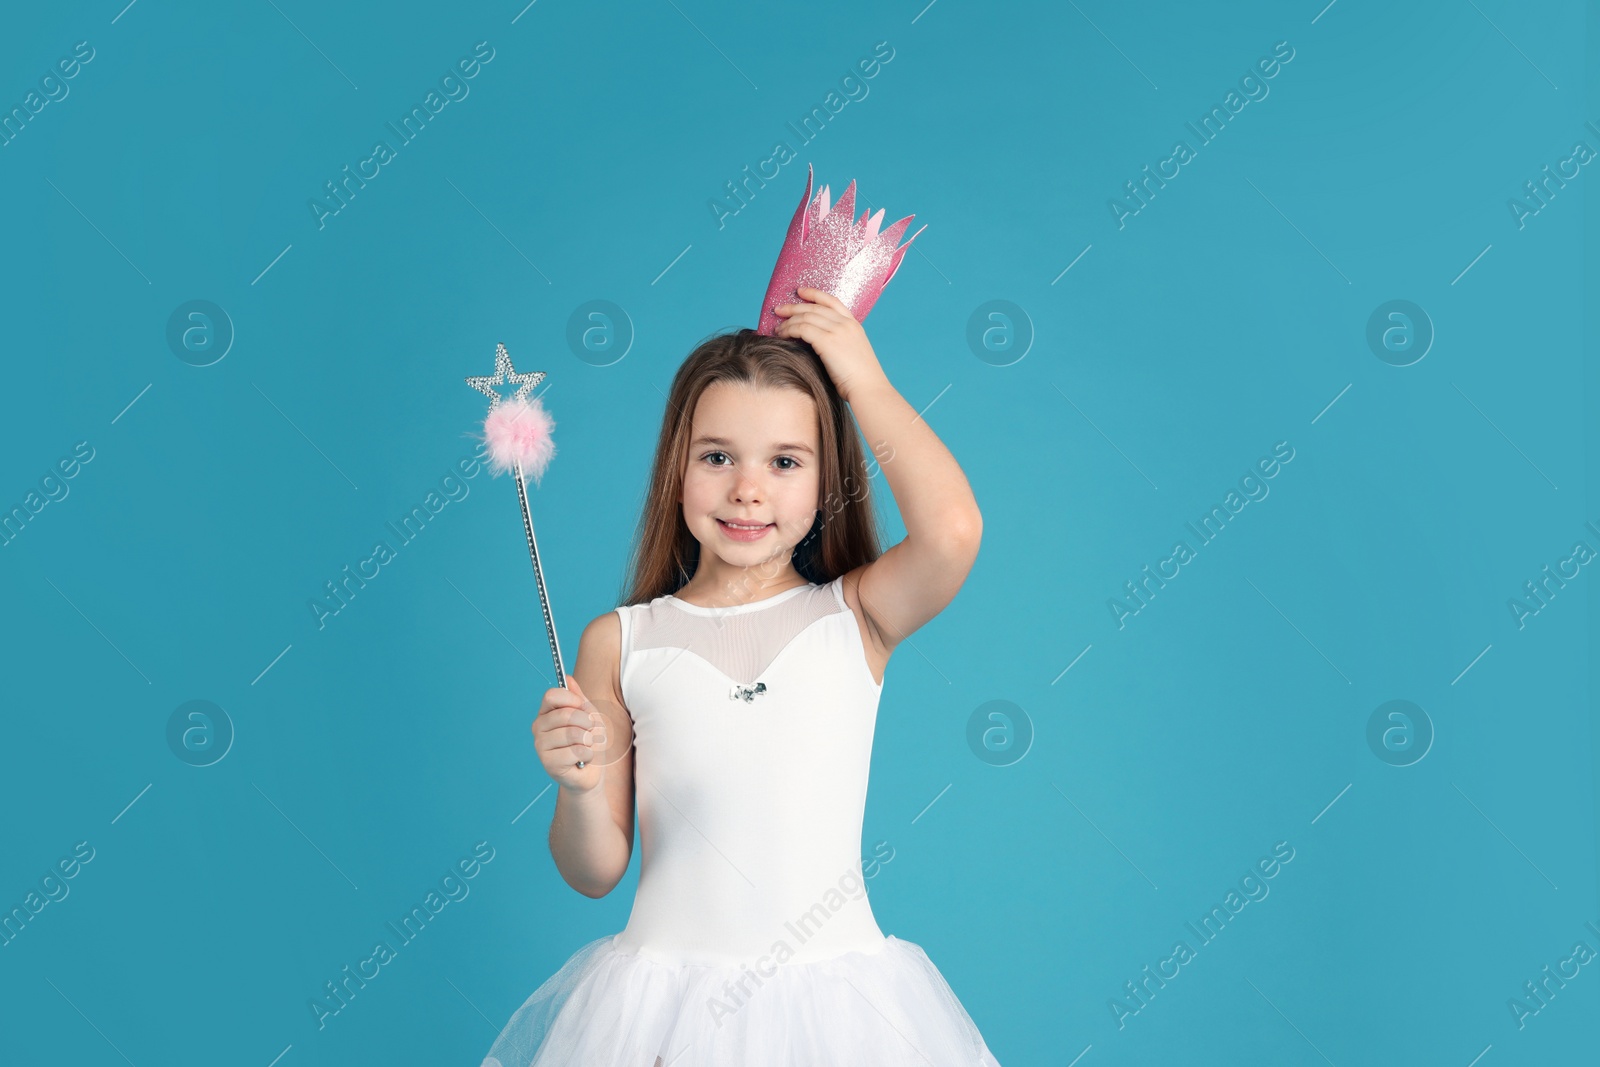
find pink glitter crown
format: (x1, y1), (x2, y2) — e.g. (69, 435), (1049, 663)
(755, 163), (926, 335)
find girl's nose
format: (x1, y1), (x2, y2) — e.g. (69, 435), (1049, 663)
(732, 468), (763, 501)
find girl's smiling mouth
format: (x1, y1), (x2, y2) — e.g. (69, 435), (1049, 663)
(716, 518), (774, 541)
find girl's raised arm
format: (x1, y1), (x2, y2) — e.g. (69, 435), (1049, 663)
(773, 287), (983, 652)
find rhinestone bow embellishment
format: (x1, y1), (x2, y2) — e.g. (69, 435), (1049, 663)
(729, 681), (767, 703)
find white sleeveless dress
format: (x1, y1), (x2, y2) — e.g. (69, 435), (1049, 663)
(481, 576), (1002, 1066)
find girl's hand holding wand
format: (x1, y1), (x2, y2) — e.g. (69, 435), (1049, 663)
(466, 342), (631, 784)
(534, 673), (608, 794)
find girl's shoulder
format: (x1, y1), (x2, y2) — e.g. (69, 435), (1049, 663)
(577, 609), (626, 717)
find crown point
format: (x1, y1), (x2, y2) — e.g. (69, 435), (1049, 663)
(863, 208), (885, 242)
(836, 179), (857, 217)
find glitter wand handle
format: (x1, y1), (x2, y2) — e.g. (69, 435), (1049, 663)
(513, 456), (566, 688)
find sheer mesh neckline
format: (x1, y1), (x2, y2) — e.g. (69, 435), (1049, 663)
(663, 581), (814, 616)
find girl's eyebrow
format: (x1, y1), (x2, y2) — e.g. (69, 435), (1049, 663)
(692, 435), (814, 455)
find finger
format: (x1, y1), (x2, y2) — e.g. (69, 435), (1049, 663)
(795, 306), (858, 335)
(774, 309), (839, 335)
(772, 300), (839, 324)
(539, 697), (585, 722)
(795, 286), (847, 312)
(553, 723), (607, 748)
(542, 725), (602, 757)
(774, 320), (814, 344)
(565, 673), (586, 698)
(540, 705), (599, 733)
(775, 302), (836, 322)
(776, 317), (838, 344)
(561, 742), (599, 767)
(544, 682), (586, 709)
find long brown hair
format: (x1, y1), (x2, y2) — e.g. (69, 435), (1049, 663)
(618, 328), (884, 607)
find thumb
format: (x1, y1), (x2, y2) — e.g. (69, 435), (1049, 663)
(565, 672), (586, 699)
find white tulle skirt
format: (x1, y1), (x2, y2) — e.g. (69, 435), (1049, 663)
(480, 931), (1002, 1066)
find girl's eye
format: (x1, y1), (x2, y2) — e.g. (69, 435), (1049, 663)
(700, 451), (800, 471)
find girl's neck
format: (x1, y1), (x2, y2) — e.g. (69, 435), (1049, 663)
(674, 564), (809, 608)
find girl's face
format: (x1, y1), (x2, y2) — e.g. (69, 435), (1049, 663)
(680, 381), (821, 572)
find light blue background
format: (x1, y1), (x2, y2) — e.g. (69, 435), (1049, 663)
(1, 1), (1596, 1064)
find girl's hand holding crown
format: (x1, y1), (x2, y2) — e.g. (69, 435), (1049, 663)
(771, 286), (889, 402)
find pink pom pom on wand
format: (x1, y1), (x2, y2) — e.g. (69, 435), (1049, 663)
(465, 343), (579, 760)
(483, 394), (556, 482)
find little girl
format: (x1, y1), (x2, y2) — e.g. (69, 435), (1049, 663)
(481, 287), (1000, 1066)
